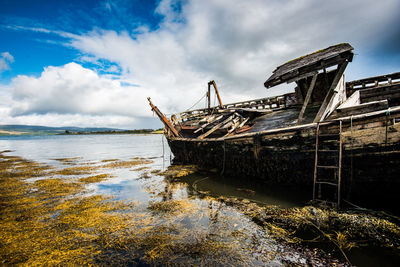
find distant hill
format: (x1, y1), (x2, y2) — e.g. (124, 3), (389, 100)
(0, 124), (128, 135)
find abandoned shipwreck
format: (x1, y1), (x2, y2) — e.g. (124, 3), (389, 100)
(148, 43), (400, 208)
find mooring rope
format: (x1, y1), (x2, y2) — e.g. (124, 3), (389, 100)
(185, 92), (207, 112)
(192, 177), (210, 193)
(292, 213), (352, 266)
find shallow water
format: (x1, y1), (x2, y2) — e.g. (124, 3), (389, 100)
(1, 134), (399, 266)
(0, 134), (309, 206)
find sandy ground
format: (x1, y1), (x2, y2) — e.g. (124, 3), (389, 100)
(0, 130), (27, 135)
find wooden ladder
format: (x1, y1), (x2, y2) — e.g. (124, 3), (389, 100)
(313, 120), (343, 208)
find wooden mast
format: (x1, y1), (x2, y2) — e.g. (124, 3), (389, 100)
(147, 97), (181, 137)
(207, 80), (224, 111)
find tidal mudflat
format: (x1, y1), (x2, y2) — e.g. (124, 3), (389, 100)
(0, 135), (399, 266)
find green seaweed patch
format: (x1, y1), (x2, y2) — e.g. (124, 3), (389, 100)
(34, 178), (84, 197)
(79, 174), (113, 184)
(53, 165), (99, 176)
(218, 197), (400, 254)
(148, 199), (196, 215)
(52, 157), (81, 163)
(160, 165), (197, 179)
(139, 172), (151, 179)
(135, 227), (252, 266)
(0, 152), (135, 265)
(101, 159), (119, 162)
(1, 158), (52, 179)
(102, 159), (153, 169)
(133, 166), (151, 172)
(1, 155), (24, 163)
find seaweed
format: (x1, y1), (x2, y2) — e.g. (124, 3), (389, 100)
(2, 152), (398, 266)
(78, 174), (113, 183)
(0, 153), (260, 265)
(102, 159), (153, 168)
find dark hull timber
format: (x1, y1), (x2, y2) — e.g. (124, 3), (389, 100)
(148, 44), (400, 208)
(168, 107), (400, 207)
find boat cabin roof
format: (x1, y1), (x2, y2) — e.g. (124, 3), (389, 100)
(264, 43), (354, 88)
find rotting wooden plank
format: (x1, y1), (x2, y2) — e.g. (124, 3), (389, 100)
(359, 84), (400, 103)
(170, 106), (400, 142)
(314, 61), (348, 122)
(198, 114), (214, 123)
(194, 115), (224, 133)
(237, 117), (250, 130)
(346, 76), (400, 97)
(362, 92), (400, 104)
(322, 74), (347, 119)
(266, 54), (353, 88)
(286, 71), (318, 85)
(222, 119), (242, 137)
(329, 100), (388, 119)
(175, 93), (295, 118)
(297, 73), (318, 125)
(222, 116), (240, 129)
(198, 114), (236, 139)
(359, 83), (400, 96)
(346, 71), (400, 88)
(265, 43), (353, 88)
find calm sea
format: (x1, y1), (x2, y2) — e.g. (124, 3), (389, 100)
(0, 134), (306, 206)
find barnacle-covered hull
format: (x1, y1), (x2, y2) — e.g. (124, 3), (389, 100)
(168, 108), (400, 207)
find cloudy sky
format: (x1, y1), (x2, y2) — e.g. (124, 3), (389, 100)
(0, 0), (399, 129)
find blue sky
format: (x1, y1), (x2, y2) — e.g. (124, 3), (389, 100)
(0, 0), (399, 129)
(0, 0), (160, 82)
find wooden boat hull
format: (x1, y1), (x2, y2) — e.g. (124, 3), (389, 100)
(167, 108), (400, 208)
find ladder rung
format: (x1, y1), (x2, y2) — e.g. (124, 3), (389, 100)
(319, 133), (340, 137)
(313, 199), (338, 205)
(319, 140), (340, 144)
(318, 149), (338, 153)
(317, 165), (338, 169)
(315, 181), (338, 186)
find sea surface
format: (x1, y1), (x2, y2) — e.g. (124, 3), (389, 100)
(0, 134), (398, 266)
(0, 134), (308, 207)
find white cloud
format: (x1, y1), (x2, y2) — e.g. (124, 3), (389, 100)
(68, 0), (400, 100)
(0, 52), (14, 74)
(8, 62), (165, 116)
(2, 0), (400, 128)
(0, 62), (166, 128)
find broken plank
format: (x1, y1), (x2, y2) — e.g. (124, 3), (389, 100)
(314, 61), (348, 122)
(223, 118), (243, 137)
(194, 115), (224, 133)
(297, 73), (318, 125)
(198, 114), (236, 139)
